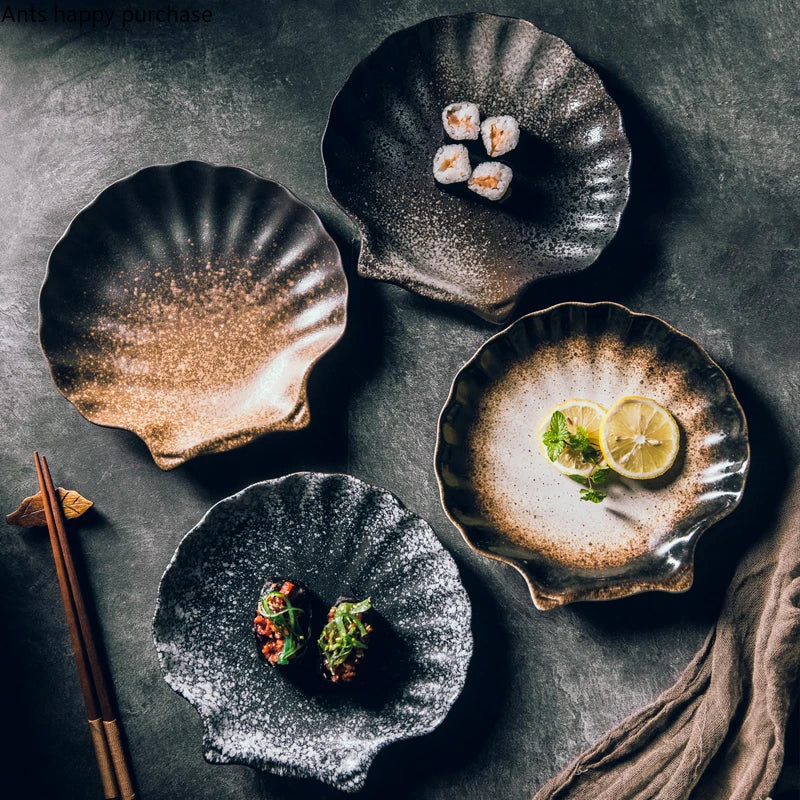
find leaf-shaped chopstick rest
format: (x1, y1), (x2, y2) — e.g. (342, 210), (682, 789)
(7, 488), (93, 528)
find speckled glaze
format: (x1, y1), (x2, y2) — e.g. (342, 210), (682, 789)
(40, 161), (347, 469)
(435, 303), (749, 609)
(322, 13), (631, 323)
(152, 473), (472, 792)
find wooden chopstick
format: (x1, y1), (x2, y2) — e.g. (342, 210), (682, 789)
(34, 453), (136, 800)
(33, 453), (119, 799)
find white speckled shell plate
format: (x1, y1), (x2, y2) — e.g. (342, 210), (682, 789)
(40, 161), (347, 469)
(436, 303), (749, 609)
(153, 473), (473, 792)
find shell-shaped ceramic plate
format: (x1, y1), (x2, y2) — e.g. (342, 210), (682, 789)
(40, 161), (347, 469)
(153, 473), (472, 792)
(435, 302), (749, 609)
(323, 13), (631, 323)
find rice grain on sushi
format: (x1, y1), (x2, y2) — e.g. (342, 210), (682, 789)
(481, 115), (520, 157)
(468, 161), (513, 202)
(441, 102), (480, 141)
(433, 144), (471, 185)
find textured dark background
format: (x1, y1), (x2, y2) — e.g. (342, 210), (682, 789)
(1, 1), (798, 798)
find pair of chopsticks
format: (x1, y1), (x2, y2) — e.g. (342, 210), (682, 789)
(34, 453), (135, 800)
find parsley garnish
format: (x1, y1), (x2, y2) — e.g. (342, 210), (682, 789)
(543, 412), (601, 465)
(579, 489), (607, 503)
(543, 410), (611, 503)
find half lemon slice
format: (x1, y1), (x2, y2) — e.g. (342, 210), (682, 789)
(538, 398), (607, 477)
(600, 396), (680, 480)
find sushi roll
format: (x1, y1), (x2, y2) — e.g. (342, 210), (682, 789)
(253, 579), (310, 667)
(318, 596), (374, 684)
(468, 161), (513, 202)
(481, 115), (520, 158)
(433, 144), (471, 185)
(441, 101), (480, 141)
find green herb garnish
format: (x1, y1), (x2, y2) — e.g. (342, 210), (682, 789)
(542, 412), (602, 464)
(541, 410), (570, 461)
(543, 410), (610, 503)
(259, 590), (308, 665)
(318, 598), (372, 670)
(590, 467), (612, 485)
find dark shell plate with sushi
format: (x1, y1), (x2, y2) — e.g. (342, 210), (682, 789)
(323, 13), (631, 323)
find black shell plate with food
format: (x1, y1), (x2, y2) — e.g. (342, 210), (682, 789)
(153, 473), (472, 792)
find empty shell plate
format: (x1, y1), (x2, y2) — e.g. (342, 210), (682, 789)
(40, 161), (347, 469)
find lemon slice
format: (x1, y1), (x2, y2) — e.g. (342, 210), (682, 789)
(538, 399), (607, 477)
(600, 396), (680, 479)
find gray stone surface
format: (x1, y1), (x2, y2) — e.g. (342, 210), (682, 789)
(0, 1), (797, 798)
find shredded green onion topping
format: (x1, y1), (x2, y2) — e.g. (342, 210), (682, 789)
(318, 598), (372, 669)
(258, 589), (308, 665)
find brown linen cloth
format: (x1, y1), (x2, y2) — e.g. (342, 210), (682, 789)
(534, 473), (800, 800)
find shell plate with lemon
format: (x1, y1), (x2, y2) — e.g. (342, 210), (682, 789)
(435, 302), (749, 609)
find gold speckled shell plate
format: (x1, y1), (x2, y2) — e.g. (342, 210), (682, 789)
(40, 161), (347, 469)
(435, 302), (749, 609)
